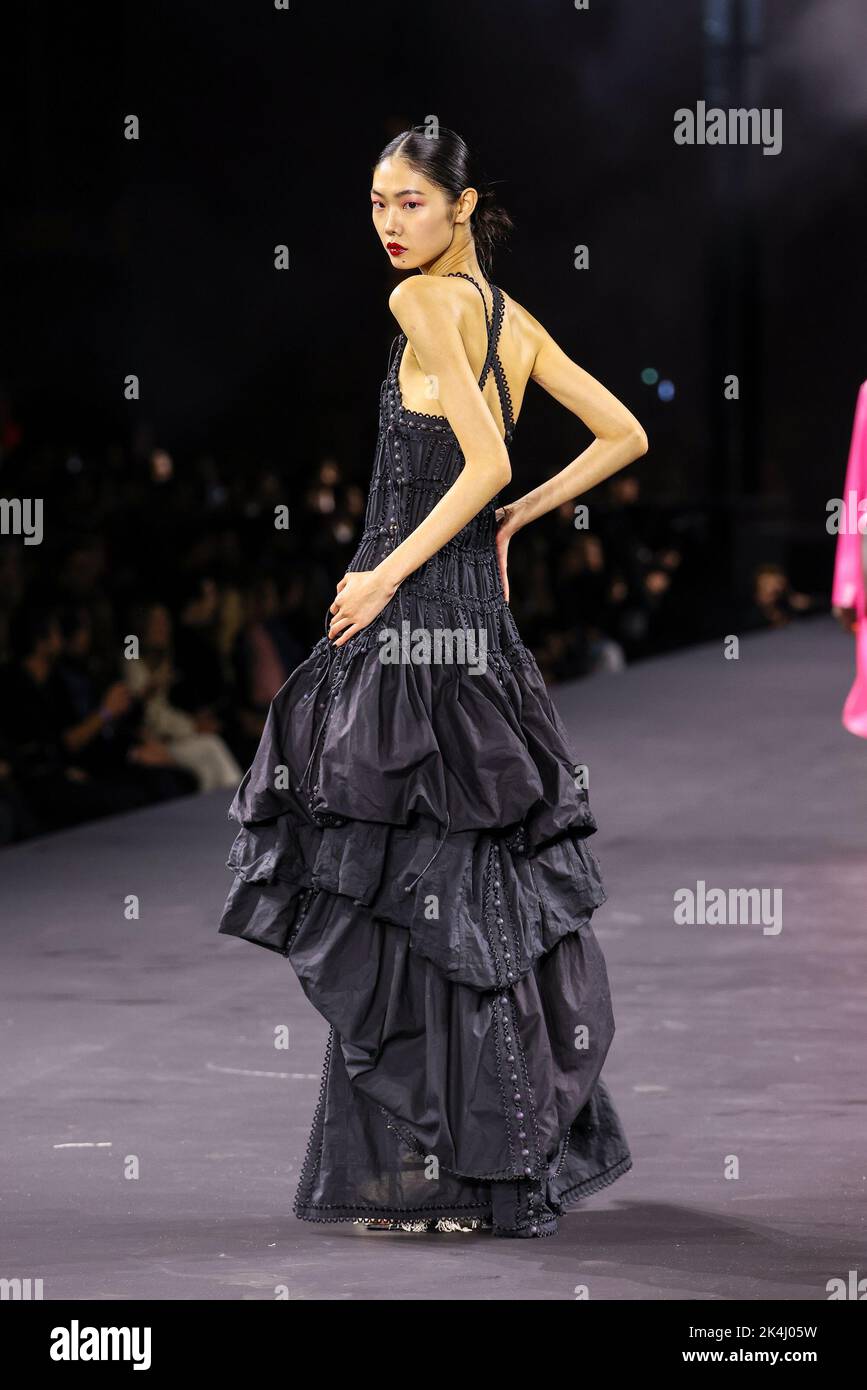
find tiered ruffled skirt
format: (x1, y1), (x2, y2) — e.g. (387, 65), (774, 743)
(218, 578), (632, 1236)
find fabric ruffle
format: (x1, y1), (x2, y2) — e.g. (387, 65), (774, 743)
(218, 613), (629, 1196)
(226, 583), (601, 849)
(288, 923), (631, 1195)
(219, 609), (608, 990)
(221, 810), (606, 991)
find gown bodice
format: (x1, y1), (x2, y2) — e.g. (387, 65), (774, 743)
(353, 271), (517, 582)
(295, 272), (532, 831)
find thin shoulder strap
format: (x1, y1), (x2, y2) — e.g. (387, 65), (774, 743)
(397, 272), (514, 440)
(445, 271), (496, 389)
(488, 292), (515, 440)
(447, 275), (515, 441)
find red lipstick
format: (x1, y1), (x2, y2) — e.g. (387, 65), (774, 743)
(387, 242), (407, 256)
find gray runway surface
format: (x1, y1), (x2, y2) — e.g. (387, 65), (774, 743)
(1, 614), (864, 1300)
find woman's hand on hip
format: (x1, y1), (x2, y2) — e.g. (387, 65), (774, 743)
(494, 502), (525, 605)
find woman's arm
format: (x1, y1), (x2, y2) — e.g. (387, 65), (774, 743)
(501, 320), (648, 539)
(328, 276), (512, 645)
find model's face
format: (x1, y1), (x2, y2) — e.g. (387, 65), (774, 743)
(371, 156), (458, 270)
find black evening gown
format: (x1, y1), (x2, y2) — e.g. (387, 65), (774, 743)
(218, 272), (632, 1238)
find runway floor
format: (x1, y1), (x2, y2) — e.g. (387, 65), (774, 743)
(1, 614), (864, 1300)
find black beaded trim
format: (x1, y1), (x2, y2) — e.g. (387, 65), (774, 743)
(447, 272), (510, 430)
(492, 1213), (560, 1239)
(503, 823), (529, 855)
(390, 370), (515, 446)
(552, 1117), (574, 1181)
(288, 885), (318, 947)
(555, 1153), (634, 1209)
(393, 391), (459, 436)
(481, 840), (513, 991)
(495, 988), (545, 1190)
(481, 842), (543, 1194)
(295, 1201), (492, 1223)
(358, 524), (398, 543)
(488, 993), (519, 1173)
(364, 475), (460, 501)
(359, 520), (498, 555)
(396, 580), (509, 613)
(377, 628), (532, 686)
(437, 538), (500, 558)
(292, 1021), (335, 1218)
(455, 273), (515, 444)
(490, 352), (516, 440)
(305, 606), (533, 687)
(310, 806), (348, 828)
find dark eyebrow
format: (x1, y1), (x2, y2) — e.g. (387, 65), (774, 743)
(370, 188), (426, 198)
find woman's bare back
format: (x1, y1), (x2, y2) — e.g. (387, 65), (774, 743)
(396, 276), (540, 443)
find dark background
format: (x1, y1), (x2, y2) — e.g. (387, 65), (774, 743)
(5, 2), (866, 518)
(1, 0), (864, 841)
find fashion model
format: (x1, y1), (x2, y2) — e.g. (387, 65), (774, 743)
(219, 126), (648, 1239)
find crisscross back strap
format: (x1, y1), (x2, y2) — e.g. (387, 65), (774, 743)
(445, 270), (496, 388)
(446, 271), (515, 440)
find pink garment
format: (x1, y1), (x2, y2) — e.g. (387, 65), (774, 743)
(247, 622), (287, 707)
(831, 379), (867, 738)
